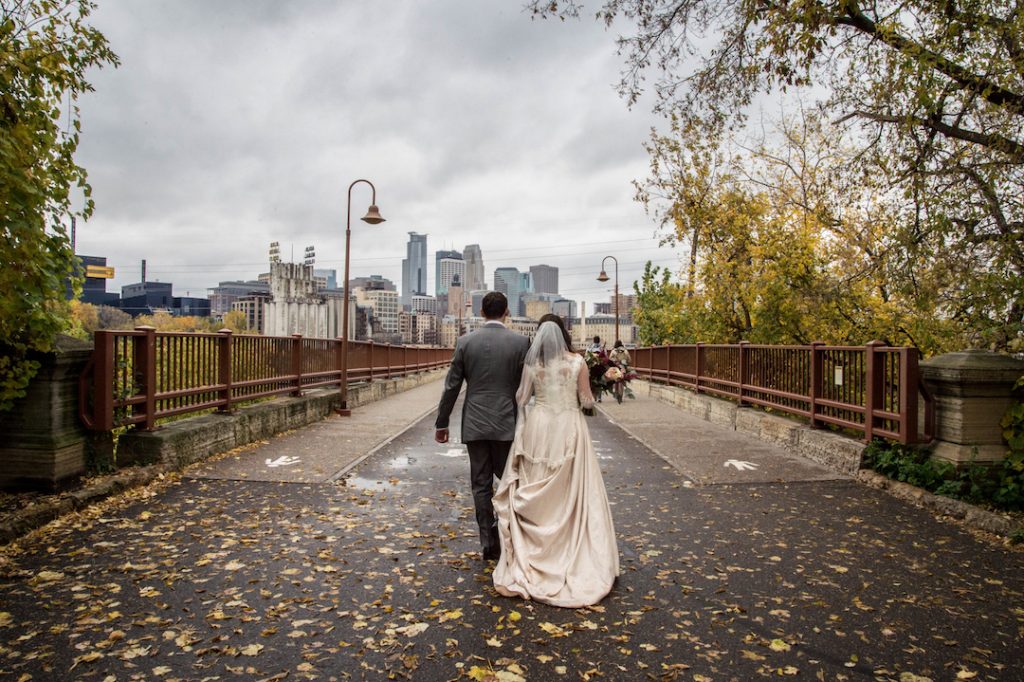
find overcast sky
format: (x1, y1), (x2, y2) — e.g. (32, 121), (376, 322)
(73, 1), (683, 307)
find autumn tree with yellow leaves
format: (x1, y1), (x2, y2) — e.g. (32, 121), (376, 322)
(537, 0), (1023, 352)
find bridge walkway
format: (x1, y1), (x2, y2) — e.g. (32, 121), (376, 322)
(0, 378), (1020, 680)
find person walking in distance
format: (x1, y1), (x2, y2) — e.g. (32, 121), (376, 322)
(435, 292), (531, 561)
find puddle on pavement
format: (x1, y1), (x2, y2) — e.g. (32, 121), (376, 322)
(387, 456), (418, 468)
(343, 476), (405, 491)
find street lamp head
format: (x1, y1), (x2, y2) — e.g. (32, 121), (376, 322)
(361, 205), (385, 225)
(596, 270), (609, 283)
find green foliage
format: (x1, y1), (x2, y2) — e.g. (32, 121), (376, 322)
(0, 1), (118, 410)
(1000, 376), (1024, 473)
(632, 261), (687, 345)
(863, 441), (1024, 512)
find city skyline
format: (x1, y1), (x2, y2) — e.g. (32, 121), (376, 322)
(84, 233), (672, 310)
(68, 2), (683, 307)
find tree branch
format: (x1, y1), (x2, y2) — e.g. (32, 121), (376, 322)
(835, 1), (1024, 118)
(839, 109), (1024, 160)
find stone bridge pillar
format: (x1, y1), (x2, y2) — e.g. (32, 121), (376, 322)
(921, 349), (1024, 465)
(0, 336), (94, 490)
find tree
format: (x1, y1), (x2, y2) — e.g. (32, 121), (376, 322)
(533, 0), (1023, 350)
(0, 0), (118, 410)
(634, 107), (975, 352)
(221, 309), (250, 333)
(632, 261), (686, 345)
(96, 304), (132, 331)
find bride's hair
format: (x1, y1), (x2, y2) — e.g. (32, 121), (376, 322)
(526, 320), (570, 367)
(537, 313), (573, 351)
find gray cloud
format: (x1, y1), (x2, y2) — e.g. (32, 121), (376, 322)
(73, 0), (680, 303)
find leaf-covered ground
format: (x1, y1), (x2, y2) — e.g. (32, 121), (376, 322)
(0, 407), (1022, 681)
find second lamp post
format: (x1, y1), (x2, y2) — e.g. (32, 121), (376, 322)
(338, 179), (385, 416)
(597, 255), (619, 345)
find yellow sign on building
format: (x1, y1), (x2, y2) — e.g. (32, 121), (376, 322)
(84, 265), (115, 279)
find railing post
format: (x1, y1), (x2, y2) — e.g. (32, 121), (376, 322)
(737, 341), (749, 405)
(808, 341), (824, 429)
(92, 330), (116, 431)
(386, 344), (393, 379)
(403, 345), (409, 377)
(864, 340), (886, 442)
(900, 348), (921, 444)
(292, 334), (303, 397)
(217, 329), (234, 413)
(695, 343), (704, 393)
(368, 341), (375, 381)
(132, 325), (157, 431)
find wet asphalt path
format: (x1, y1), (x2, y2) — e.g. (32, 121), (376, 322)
(0, 398), (1022, 681)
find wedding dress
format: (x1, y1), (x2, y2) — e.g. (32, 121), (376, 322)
(492, 324), (619, 608)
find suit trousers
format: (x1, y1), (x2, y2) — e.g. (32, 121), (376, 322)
(465, 439), (512, 554)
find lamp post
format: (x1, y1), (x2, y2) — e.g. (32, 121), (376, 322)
(338, 179), (385, 416)
(596, 255), (619, 345)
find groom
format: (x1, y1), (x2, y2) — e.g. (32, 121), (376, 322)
(435, 291), (530, 561)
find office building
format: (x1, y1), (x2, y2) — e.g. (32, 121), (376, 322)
(209, 280), (270, 317)
(468, 289), (489, 317)
(572, 315), (637, 347)
(447, 277), (466, 316)
(436, 251), (465, 297)
(524, 298), (552, 321)
(400, 310), (439, 345)
(612, 293), (638, 322)
(401, 232), (428, 307)
(493, 267), (523, 316)
(551, 298), (577, 320)
(120, 281), (174, 316)
(410, 294), (440, 316)
(349, 275), (396, 292)
(362, 289), (401, 335)
(313, 268), (338, 291)
(231, 291), (271, 332)
(463, 244), (486, 291)
(66, 255), (119, 306)
(529, 264), (558, 295)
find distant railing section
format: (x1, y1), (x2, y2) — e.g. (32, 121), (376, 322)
(631, 341), (934, 444)
(79, 327), (452, 431)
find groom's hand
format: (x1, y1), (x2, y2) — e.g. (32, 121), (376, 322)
(435, 428), (449, 444)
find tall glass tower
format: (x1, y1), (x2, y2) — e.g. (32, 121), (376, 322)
(493, 266), (522, 316)
(401, 232), (428, 307)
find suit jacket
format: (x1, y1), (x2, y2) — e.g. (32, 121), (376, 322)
(435, 323), (531, 442)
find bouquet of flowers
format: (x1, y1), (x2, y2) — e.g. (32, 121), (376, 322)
(584, 348), (637, 406)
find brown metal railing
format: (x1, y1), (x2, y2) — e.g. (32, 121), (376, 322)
(78, 327), (452, 431)
(631, 341), (934, 444)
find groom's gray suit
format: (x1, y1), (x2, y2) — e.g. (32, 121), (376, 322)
(435, 320), (530, 559)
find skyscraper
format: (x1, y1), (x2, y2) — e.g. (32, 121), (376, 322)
(463, 244), (486, 291)
(529, 264), (558, 295)
(493, 266), (523, 316)
(401, 232), (428, 307)
(435, 249), (465, 296)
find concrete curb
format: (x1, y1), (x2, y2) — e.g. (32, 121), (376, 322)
(857, 470), (1023, 539)
(0, 371), (446, 546)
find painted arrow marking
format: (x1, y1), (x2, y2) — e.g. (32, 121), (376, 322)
(724, 459), (759, 471)
(266, 455), (300, 468)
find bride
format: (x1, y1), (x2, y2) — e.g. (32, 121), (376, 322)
(492, 315), (619, 608)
